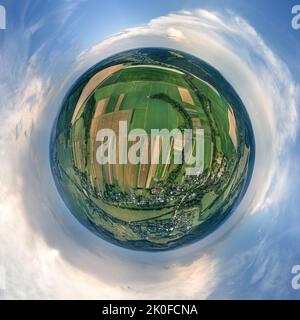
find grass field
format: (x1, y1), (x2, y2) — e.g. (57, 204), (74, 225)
(86, 65), (213, 192)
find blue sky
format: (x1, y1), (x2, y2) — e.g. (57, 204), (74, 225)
(0, 0), (300, 299)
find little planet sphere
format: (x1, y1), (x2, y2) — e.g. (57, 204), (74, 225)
(50, 47), (255, 251)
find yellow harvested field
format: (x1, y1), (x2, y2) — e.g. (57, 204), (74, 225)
(94, 98), (109, 118)
(89, 108), (133, 191)
(124, 142), (137, 188)
(129, 162), (137, 187)
(146, 136), (161, 188)
(137, 142), (151, 188)
(228, 107), (237, 150)
(112, 109), (132, 133)
(115, 93), (125, 112)
(138, 163), (149, 188)
(90, 115), (104, 192)
(146, 163), (158, 189)
(178, 87), (195, 105)
(191, 117), (201, 129)
(71, 64), (124, 124)
(113, 137), (122, 185)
